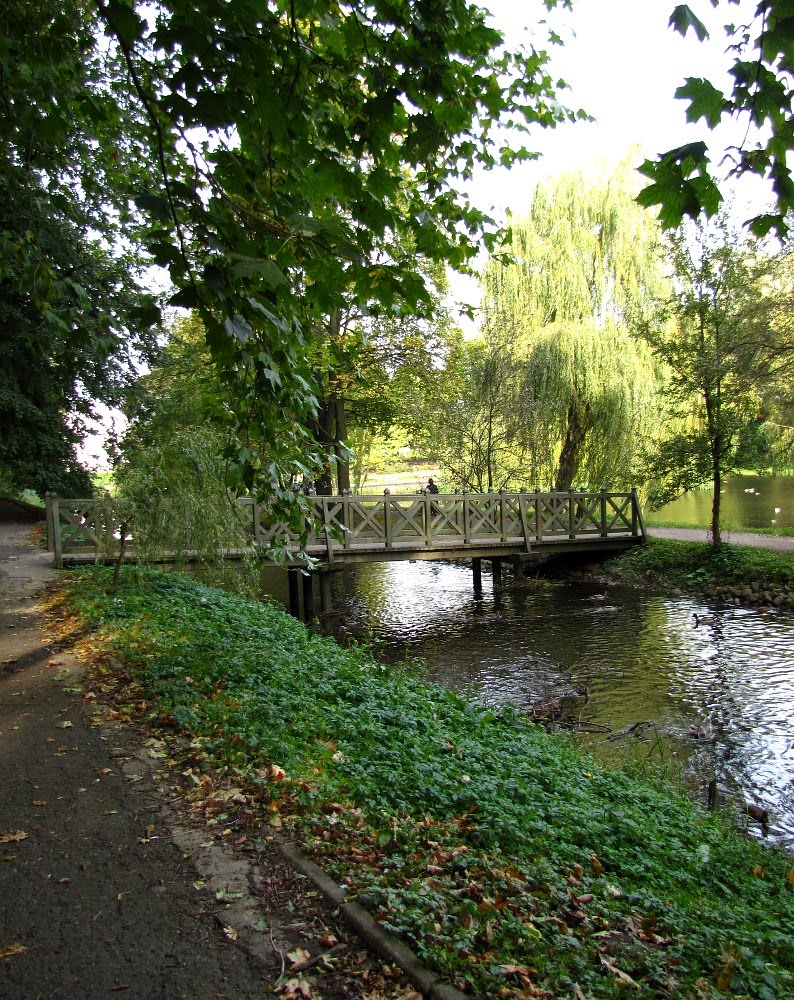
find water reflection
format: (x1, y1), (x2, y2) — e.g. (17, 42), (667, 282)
(654, 473), (794, 532)
(300, 559), (794, 848)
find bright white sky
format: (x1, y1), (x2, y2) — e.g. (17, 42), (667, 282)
(472, 0), (768, 219)
(450, 0), (770, 321)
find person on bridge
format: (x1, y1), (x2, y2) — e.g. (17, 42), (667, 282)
(426, 477), (439, 495)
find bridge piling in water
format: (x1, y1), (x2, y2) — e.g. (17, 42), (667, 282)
(472, 557), (482, 592)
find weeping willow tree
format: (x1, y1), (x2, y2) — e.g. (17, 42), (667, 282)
(482, 158), (669, 489)
(519, 321), (662, 490)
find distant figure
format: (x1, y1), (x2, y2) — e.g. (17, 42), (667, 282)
(426, 477), (439, 495)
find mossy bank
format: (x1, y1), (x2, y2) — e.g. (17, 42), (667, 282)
(52, 567), (793, 999)
(594, 538), (794, 609)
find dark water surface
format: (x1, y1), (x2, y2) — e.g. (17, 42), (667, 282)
(263, 559), (794, 848)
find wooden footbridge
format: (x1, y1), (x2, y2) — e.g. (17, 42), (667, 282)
(47, 489), (646, 616)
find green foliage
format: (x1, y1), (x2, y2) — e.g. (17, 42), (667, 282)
(642, 3), (794, 236)
(113, 313), (315, 569)
(407, 332), (529, 491)
(92, 0), (577, 497)
(0, 0), (159, 495)
(62, 566), (794, 998)
(603, 536), (794, 591)
(641, 217), (794, 544)
(477, 161), (668, 490)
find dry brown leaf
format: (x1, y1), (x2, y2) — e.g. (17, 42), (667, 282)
(287, 947), (312, 968)
(0, 830), (28, 844)
(600, 956), (639, 989)
(0, 942), (28, 959)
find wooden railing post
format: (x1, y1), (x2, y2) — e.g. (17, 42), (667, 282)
(568, 490), (575, 539)
(631, 487), (645, 537)
(463, 492), (471, 544)
(424, 489), (432, 545)
(50, 495), (63, 568)
(600, 488), (608, 537)
(384, 490), (393, 549)
(342, 492), (351, 549)
(45, 492), (56, 553)
(499, 488), (507, 542)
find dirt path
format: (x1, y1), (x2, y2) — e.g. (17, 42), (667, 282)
(0, 505), (282, 998)
(0, 504), (421, 1000)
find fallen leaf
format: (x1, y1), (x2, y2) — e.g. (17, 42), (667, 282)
(287, 947), (312, 968)
(0, 942), (28, 959)
(0, 830), (28, 844)
(600, 956), (639, 989)
(31, 801), (46, 808)
(56, 721), (73, 729)
(279, 978), (314, 999)
(222, 925), (238, 941)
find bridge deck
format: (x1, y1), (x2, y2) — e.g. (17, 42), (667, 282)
(47, 490), (646, 568)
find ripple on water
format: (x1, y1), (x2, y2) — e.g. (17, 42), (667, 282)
(323, 560), (794, 848)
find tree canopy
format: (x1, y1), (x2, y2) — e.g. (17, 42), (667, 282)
(480, 163), (667, 491)
(642, 216), (794, 545)
(93, 0), (579, 495)
(0, 0), (159, 496)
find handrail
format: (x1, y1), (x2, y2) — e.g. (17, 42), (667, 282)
(46, 489), (645, 567)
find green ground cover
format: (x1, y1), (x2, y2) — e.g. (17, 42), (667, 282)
(601, 538), (794, 594)
(59, 567), (793, 999)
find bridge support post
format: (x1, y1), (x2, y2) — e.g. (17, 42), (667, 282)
(319, 571), (333, 613)
(302, 572), (315, 619)
(472, 557), (482, 592)
(287, 569), (301, 618)
(492, 557), (503, 587)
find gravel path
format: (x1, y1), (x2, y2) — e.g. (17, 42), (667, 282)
(647, 525), (794, 553)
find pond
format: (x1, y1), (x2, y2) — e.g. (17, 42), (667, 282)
(651, 473), (794, 532)
(262, 559), (794, 849)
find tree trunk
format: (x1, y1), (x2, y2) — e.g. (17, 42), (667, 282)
(313, 400), (334, 495)
(710, 433), (722, 549)
(704, 383), (722, 549)
(554, 403), (590, 491)
(334, 394), (350, 494)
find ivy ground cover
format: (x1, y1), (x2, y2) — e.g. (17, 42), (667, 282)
(56, 568), (793, 999)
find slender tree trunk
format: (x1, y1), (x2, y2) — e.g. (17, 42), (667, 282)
(711, 454), (722, 549)
(334, 394), (350, 494)
(314, 400), (334, 495)
(704, 382), (722, 549)
(554, 403), (590, 490)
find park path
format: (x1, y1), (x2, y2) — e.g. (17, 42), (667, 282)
(647, 525), (794, 553)
(0, 502), (274, 998)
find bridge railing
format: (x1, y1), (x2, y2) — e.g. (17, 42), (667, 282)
(246, 489), (645, 558)
(46, 489), (645, 566)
